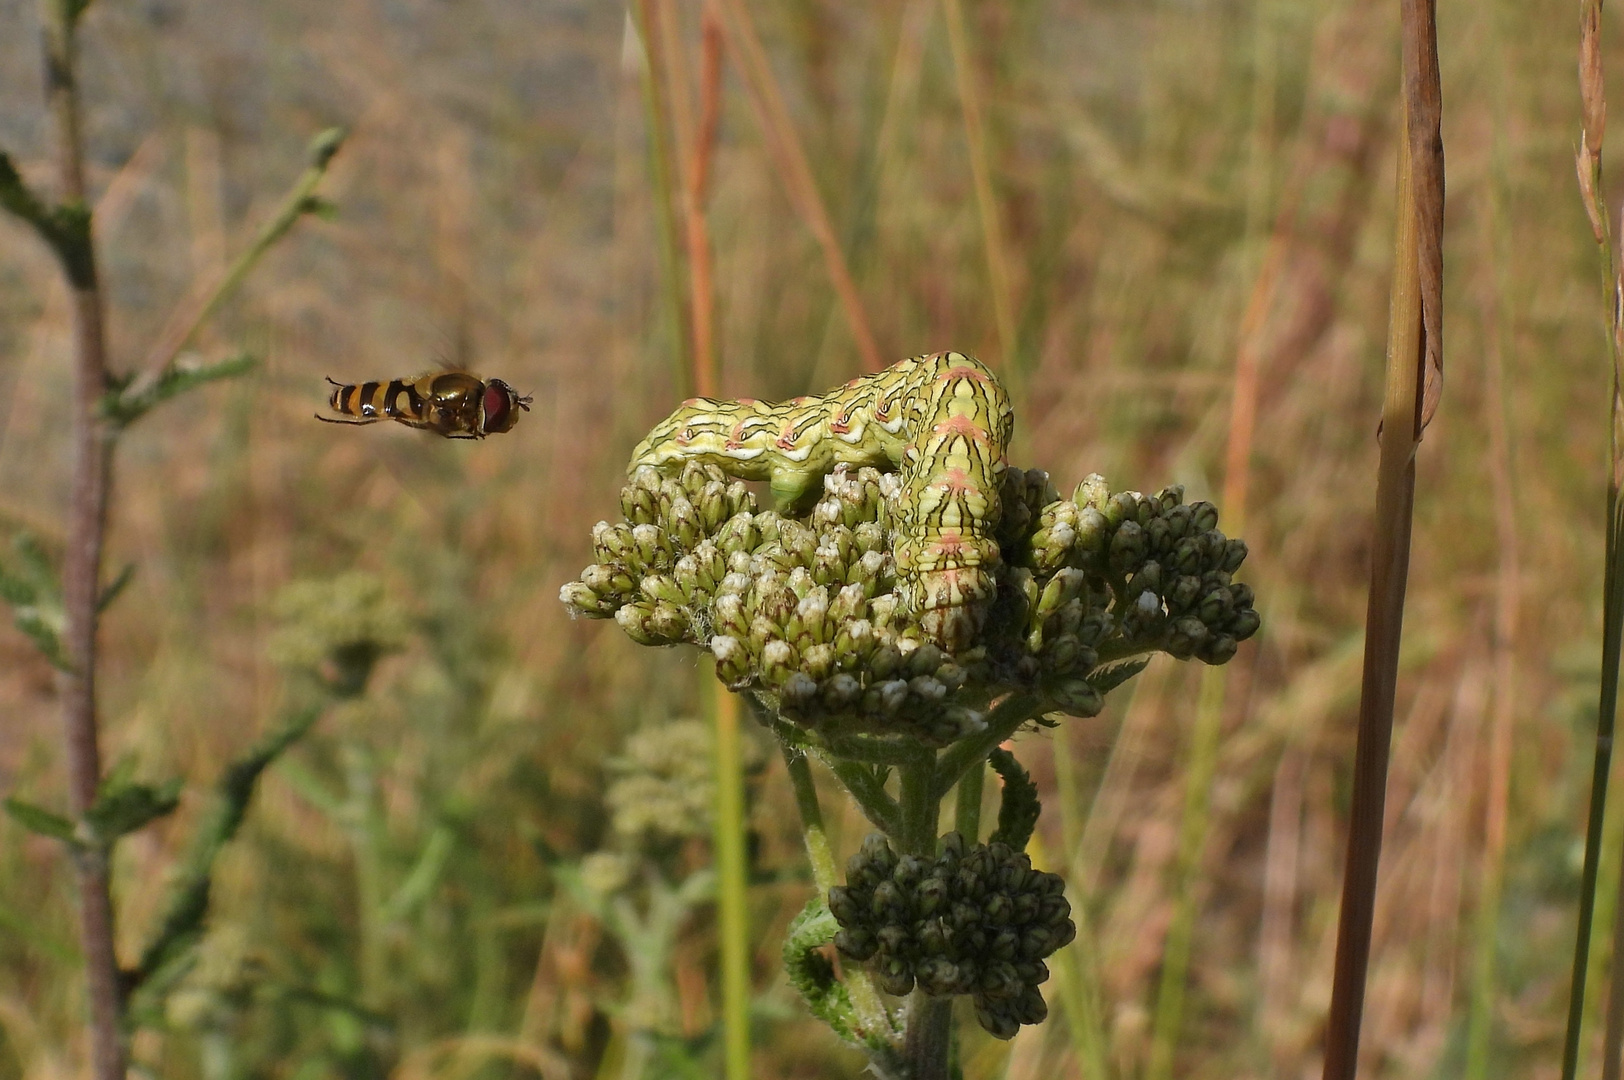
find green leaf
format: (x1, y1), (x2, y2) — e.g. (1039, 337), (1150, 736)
(1089, 657), (1150, 698)
(97, 563), (136, 612)
(85, 776), (182, 843)
(0, 533), (71, 670)
(4, 797), (78, 844)
(103, 352), (259, 429)
(782, 896), (857, 1044)
(988, 747), (1040, 852)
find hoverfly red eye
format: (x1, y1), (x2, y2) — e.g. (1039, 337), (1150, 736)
(482, 382), (515, 434)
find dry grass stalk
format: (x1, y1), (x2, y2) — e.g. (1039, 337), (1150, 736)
(714, 0), (884, 372)
(940, 0), (1016, 371)
(1322, 0), (1443, 1072)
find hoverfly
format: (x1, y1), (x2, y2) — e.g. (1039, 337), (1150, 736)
(319, 371), (533, 439)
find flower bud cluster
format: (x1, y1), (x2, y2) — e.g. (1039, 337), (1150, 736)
(560, 461), (1259, 743)
(828, 833), (1075, 1039)
(1007, 475), (1259, 667)
(606, 719), (719, 845)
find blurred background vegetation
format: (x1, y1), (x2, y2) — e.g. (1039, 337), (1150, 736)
(0, 0), (1613, 1076)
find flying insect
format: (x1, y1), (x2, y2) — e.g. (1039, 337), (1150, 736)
(319, 371), (532, 439)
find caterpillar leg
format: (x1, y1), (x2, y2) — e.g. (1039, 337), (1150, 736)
(768, 468), (825, 513)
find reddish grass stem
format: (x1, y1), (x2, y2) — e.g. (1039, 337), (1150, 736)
(1322, 0), (1442, 1068)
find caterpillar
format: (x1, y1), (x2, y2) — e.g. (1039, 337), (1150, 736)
(629, 352), (1014, 650)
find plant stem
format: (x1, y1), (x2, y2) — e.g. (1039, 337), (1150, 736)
(1147, 665), (1226, 1080)
(953, 757), (984, 842)
(778, 744), (889, 1037)
(933, 693), (1040, 800)
(43, 2), (124, 1076)
(710, 686), (751, 1080)
(1321, 100), (1432, 1080)
(1049, 722), (1111, 1080)
(136, 128), (345, 379)
(897, 753), (950, 1080)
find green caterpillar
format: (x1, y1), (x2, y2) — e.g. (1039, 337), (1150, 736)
(629, 352), (1014, 650)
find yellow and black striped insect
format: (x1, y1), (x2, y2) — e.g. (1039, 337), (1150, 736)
(319, 372), (533, 439)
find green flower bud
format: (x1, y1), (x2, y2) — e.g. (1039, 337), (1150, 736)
(761, 640), (796, 686)
(668, 497), (702, 550)
(1222, 537), (1249, 573)
(1048, 678), (1102, 717)
(1200, 635), (1239, 665)
(1073, 473), (1111, 510)
(1108, 520), (1147, 571)
(781, 672), (819, 710)
(863, 679), (902, 715)
(915, 957), (960, 996)
(1074, 507), (1110, 561)
(559, 580), (614, 616)
(712, 635), (753, 686)
(875, 958), (914, 997)
(1229, 608), (1261, 641)
(1167, 616), (1209, 660)
(822, 673), (862, 709)
(975, 1000), (1020, 1040)
(802, 643), (836, 681)
(640, 573), (686, 607)
(615, 602), (664, 646)
(835, 927), (877, 962)
(631, 523), (668, 568)
(1104, 491), (1139, 527)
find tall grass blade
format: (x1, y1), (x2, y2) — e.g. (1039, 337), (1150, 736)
(1566, 0), (1624, 1073)
(710, 679), (751, 1080)
(1321, 0), (1445, 1061)
(715, 0), (884, 372)
(940, 0), (1016, 372)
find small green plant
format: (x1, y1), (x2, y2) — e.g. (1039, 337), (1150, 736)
(0, 3), (342, 1059)
(555, 718), (764, 1079)
(562, 456), (1258, 1077)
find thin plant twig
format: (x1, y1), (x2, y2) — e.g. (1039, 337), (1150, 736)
(135, 128), (345, 382)
(1321, 0), (1444, 1065)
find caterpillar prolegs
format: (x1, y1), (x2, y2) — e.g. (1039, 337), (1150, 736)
(629, 352), (1015, 650)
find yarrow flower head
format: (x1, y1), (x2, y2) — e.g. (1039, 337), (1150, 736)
(560, 461), (1258, 747)
(268, 571), (411, 696)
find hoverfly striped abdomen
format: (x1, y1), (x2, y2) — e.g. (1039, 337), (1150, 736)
(321, 372), (533, 439)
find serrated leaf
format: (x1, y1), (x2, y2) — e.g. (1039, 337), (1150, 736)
(3, 797), (78, 844)
(988, 747), (1040, 852)
(782, 896), (856, 1043)
(85, 777), (182, 842)
(1088, 657), (1150, 697)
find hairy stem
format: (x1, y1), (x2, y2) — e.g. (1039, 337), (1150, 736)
(953, 756), (984, 842)
(778, 744), (889, 1038)
(43, 3), (124, 1077)
(933, 693), (1040, 800)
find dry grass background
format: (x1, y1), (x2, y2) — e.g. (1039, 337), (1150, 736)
(0, 0), (1614, 1076)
